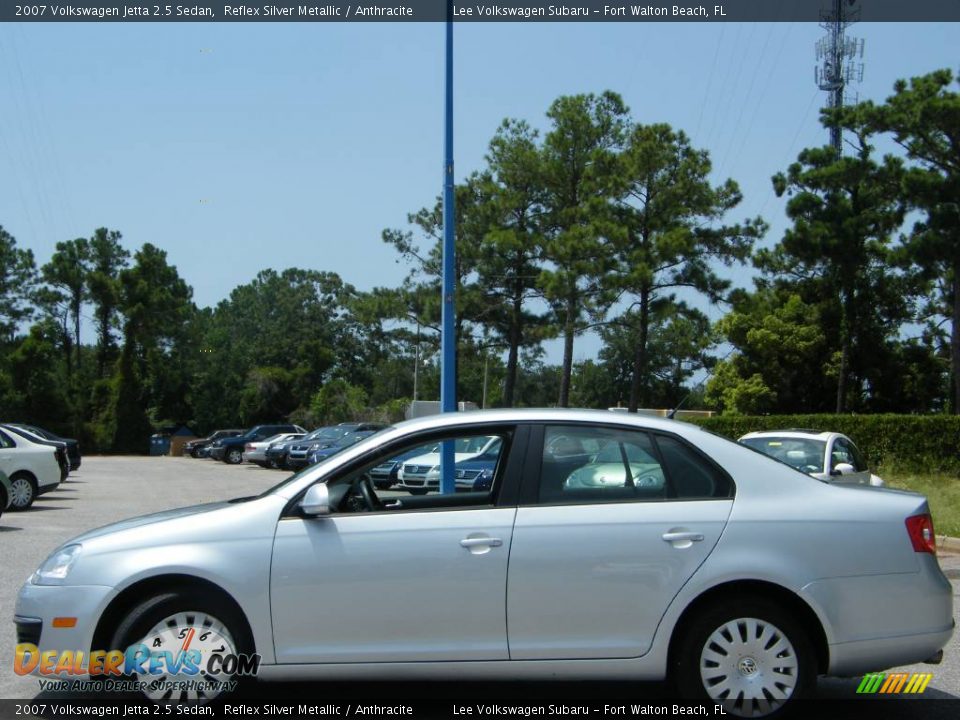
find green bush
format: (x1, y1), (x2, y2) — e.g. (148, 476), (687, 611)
(689, 414), (960, 476)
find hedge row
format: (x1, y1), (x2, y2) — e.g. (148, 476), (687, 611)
(688, 414), (960, 476)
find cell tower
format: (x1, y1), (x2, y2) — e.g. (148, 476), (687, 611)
(815, 0), (865, 157)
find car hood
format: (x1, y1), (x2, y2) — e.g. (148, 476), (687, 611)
(67, 501), (234, 544)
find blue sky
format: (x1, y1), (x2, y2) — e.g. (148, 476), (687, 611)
(0, 20), (956, 365)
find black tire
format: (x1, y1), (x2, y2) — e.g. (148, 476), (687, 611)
(190, 448), (201, 459)
(110, 589), (254, 701)
(673, 596), (815, 718)
(225, 448), (243, 465)
(9, 473), (37, 511)
(408, 488), (428, 496)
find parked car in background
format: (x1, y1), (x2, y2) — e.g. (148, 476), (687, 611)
(397, 435), (501, 494)
(1, 424), (69, 483)
(738, 429), (884, 486)
(184, 429), (244, 458)
(450, 442), (503, 492)
(286, 422), (386, 471)
(0, 425), (63, 510)
(265, 426), (339, 470)
(243, 433), (304, 468)
(9, 424), (81, 471)
(0, 469), (12, 520)
(15, 409), (952, 715)
(209, 424), (306, 465)
(304, 430), (379, 467)
(367, 443), (437, 489)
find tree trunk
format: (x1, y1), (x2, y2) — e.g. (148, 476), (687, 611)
(72, 298), (82, 372)
(503, 287), (522, 407)
(558, 294), (576, 408)
(951, 258), (960, 415)
(835, 285), (852, 413)
(628, 288), (651, 413)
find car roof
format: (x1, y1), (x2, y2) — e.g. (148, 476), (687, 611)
(390, 408), (704, 436)
(739, 429), (841, 441)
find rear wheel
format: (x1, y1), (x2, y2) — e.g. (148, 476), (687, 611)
(674, 597), (815, 718)
(9, 473), (37, 511)
(225, 448), (243, 465)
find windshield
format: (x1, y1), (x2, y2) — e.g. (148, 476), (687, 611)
(740, 437), (826, 472)
(305, 426), (351, 441)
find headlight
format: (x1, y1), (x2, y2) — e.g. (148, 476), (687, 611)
(32, 544), (82, 585)
(480, 469), (493, 480)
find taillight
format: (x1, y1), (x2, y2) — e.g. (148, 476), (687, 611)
(245, 444), (254, 451)
(905, 513), (936, 554)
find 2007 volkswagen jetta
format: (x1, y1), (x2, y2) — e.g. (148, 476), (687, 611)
(14, 409), (953, 716)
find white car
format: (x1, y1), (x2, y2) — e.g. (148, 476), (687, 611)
(242, 433), (304, 467)
(0, 425), (62, 510)
(739, 429), (884, 486)
(397, 435), (502, 493)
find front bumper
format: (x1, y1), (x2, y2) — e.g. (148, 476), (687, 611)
(14, 582), (116, 677)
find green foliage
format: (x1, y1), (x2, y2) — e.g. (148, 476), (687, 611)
(691, 413), (960, 475)
(0, 226), (37, 342)
(310, 379), (369, 425)
(610, 123), (764, 410)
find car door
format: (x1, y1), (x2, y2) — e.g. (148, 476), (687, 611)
(506, 424), (733, 660)
(270, 424), (526, 664)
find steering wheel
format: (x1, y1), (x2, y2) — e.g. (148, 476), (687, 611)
(351, 475), (383, 512)
(634, 472), (662, 488)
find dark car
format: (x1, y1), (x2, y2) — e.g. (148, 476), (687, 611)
(9, 423), (81, 471)
(0, 424), (70, 483)
(304, 430), (379, 467)
(184, 429), (244, 458)
(452, 447), (501, 492)
(287, 422), (386, 471)
(209, 424), (306, 465)
(265, 425), (342, 470)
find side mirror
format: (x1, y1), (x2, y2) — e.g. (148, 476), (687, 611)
(301, 483), (331, 516)
(831, 462), (856, 476)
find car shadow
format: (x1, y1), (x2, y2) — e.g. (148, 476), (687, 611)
(0, 525), (23, 532)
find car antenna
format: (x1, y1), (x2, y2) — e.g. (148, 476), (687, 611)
(666, 343), (736, 419)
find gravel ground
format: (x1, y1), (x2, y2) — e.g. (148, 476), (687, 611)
(1, 456), (956, 708)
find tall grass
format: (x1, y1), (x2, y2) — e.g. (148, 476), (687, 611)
(880, 467), (960, 539)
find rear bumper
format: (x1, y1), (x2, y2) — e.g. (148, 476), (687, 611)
(828, 623), (954, 676)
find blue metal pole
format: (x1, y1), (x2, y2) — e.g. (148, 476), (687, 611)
(439, 4), (457, 495)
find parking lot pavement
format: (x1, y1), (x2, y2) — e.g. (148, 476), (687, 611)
(1, 456), (957, 705)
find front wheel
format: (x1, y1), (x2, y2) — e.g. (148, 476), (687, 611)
(109, 589), (253, 702)
(674, 597), (815, 718)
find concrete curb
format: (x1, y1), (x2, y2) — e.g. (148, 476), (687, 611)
(939, 535), (960, 553)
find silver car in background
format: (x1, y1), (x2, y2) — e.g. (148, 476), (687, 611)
(14, 410), (952, 716)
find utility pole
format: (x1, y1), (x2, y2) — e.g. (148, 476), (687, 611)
(815, 0), (864, 158)
(439, 1), (456, 494)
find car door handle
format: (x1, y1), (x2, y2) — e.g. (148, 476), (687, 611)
(661, 531), (704, 543)
(460, 537), (503, 548)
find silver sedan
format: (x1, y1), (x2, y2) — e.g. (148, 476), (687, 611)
(14, 410), (953, 716)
